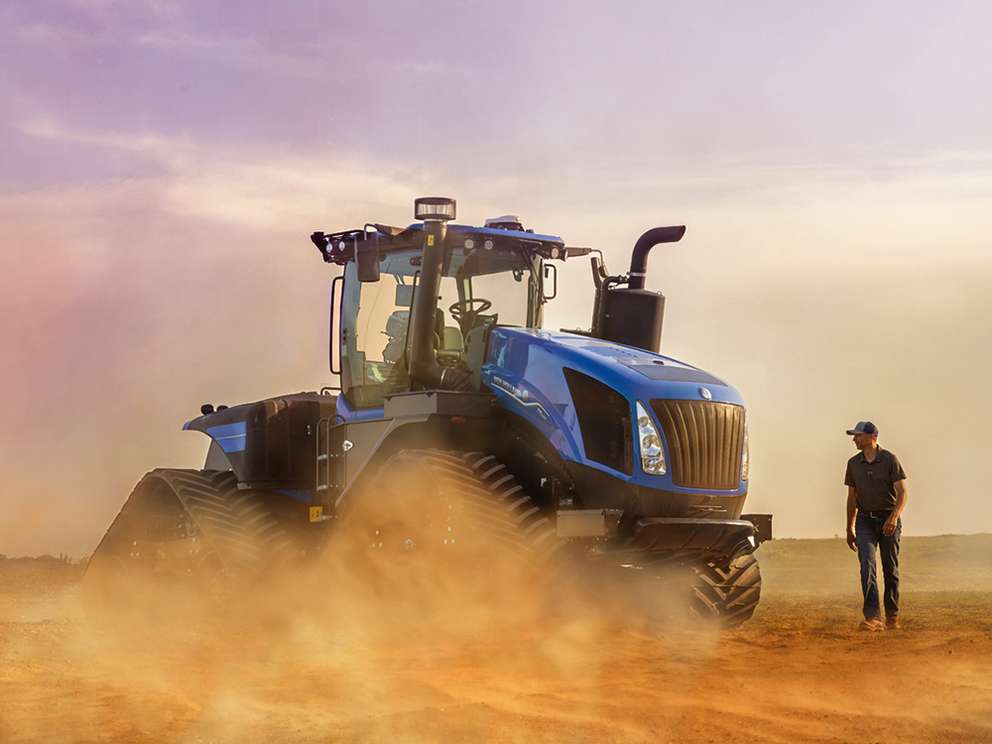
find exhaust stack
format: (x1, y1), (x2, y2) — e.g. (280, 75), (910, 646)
(628, 225), (686, 290)
(590, 225), (685, 353)
(407, 197), (471, 390)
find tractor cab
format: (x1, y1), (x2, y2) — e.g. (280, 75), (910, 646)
(312, 199), (566, 409)
(339, 237), (542, 406)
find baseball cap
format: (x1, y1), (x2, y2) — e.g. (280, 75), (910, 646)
(846, 421), (878, 436)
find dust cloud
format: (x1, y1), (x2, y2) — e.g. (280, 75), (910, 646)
(11, 525), (717, 744)
(4, 535), (992, 742)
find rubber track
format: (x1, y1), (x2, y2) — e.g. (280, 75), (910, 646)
(372, 450), (562, 561)
(93, 468), (296, 579)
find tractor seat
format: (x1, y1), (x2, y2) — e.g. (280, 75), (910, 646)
(440, 326), (464, 354)
(384, 310), (410, 339)
(382, 310), (410, 363)
(436, 326), (464, 365)
(434, 309), (464, 359)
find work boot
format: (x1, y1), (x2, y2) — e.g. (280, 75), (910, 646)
(858, 618), (885, 632)
(885, 615), (900, 630)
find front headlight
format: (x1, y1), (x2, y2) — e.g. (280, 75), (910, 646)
(741, 424), (749, 482)
(636, 401), (666, 475)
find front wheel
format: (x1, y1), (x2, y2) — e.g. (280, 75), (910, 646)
(689, 552), (762, 627)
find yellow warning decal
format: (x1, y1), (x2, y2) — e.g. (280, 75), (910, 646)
(308, 506), (323, 523)
(427, 234), (435, 246)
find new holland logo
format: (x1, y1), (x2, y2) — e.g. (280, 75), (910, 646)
(699, 387), (713, 400)
(491, 375), (549, 420)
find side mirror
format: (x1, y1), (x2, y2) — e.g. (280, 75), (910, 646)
(543, 263), (557, 300)
(394, 284), (415, 307)
(357, 235), (380, 282)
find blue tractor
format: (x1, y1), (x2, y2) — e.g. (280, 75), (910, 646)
(89, 197), (771, 625)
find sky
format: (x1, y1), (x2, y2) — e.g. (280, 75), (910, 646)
(1, 0), (991, 556)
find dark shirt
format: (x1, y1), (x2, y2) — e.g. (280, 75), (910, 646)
(844, 447), (907, 511)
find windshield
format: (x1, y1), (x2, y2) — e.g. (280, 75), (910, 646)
(341, 245), (540, 407)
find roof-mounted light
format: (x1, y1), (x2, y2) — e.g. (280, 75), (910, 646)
(414, 196), (456, 222)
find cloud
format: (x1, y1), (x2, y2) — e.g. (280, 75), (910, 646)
(15, 114), (992, 270)
(63, 0), (179, 19)
(17, 116), (183, 155)
(12, 16), (469, 87)
(16, 22), (113, 46)
(132, 30), (325, 80)
(13, 117), (423, 228)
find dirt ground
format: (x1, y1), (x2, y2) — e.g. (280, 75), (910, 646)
(2, 536), (992, 744)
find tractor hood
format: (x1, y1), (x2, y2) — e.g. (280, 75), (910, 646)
(481, 328), (747, 494)
(484, 328), (743, 407)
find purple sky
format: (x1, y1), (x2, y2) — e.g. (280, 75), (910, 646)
(5, 2), (992, 188)
(2, 0), (992, 555)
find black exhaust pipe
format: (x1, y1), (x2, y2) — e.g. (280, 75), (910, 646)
(408, 218), (445, 388)
(588, 225), (686, 352)
(407, 197), (471, 390)
(628, 226), (685, 290)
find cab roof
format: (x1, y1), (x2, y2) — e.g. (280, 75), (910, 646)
(311, 221), (566, 266)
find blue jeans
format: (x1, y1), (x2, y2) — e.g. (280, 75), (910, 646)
(855, 511), (901, 620)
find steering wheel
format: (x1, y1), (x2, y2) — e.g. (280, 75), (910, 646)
(448, 298), (492, 325)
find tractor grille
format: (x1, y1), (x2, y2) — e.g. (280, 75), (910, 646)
(650, 399), (745, 490)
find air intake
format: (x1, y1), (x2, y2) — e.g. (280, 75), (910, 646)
(650, 400), (745, 489)
(564, 369), (632, 474)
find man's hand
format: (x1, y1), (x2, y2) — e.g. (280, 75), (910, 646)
(845, 487), (858, 552)
(888, 481), (908, 537)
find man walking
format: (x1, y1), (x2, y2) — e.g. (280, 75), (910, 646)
(844, 421), (908, 631)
